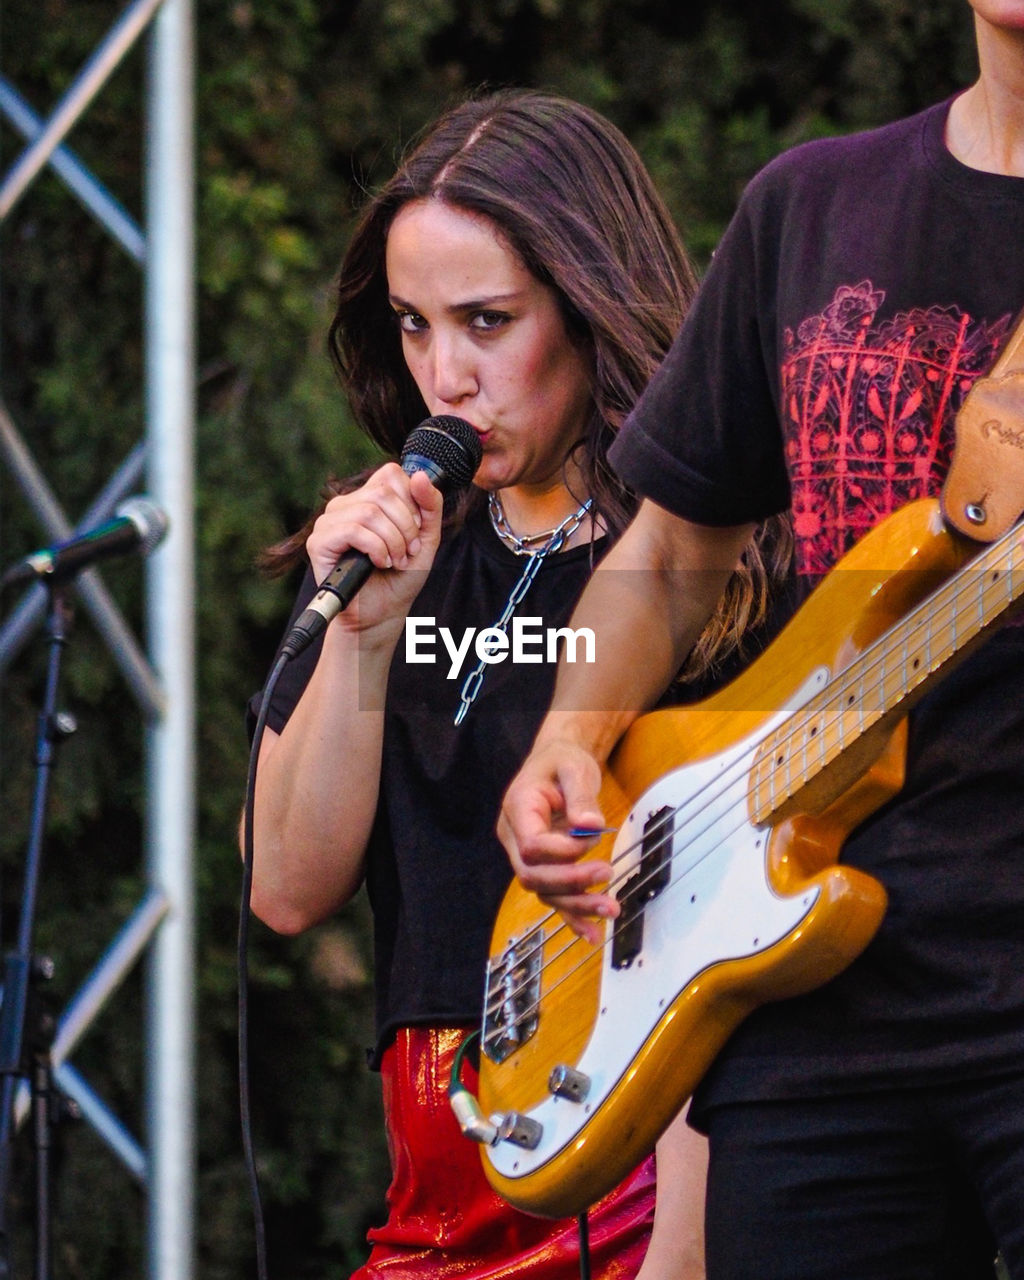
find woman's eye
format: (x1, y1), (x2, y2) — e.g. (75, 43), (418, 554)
(395, 310), (427, 334)
(471, 310), (509, 331)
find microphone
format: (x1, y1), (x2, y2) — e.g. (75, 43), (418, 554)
(1, 497), (170, 589)
(281, 415), (482, 660)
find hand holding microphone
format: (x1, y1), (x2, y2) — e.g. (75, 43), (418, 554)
(282, 416), (482, 659)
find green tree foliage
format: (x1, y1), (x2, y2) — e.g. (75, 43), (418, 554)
(0, 1), (977, 1274)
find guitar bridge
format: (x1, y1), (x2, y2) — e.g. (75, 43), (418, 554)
(482, 934), (542, 1063)
(612, 805), (674, 970)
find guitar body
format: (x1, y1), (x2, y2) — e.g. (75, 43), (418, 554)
(478, 498), (980, 1219)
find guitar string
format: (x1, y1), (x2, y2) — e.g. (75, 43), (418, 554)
(486, 543), (1020, 1026)
(485, 530), (1024, 1029)
(485, 549), (1013, 1019)
(486, 543), (1021, 1030)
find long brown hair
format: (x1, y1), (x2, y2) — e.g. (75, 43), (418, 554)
(331, 89), (697, 530)
(267, 88), (788, 679)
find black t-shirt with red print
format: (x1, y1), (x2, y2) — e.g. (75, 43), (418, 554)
(611, 98), (1024, 1113)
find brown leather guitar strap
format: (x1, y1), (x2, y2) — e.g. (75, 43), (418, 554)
(942, 306), (1024, 541)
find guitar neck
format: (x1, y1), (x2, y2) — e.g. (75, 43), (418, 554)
(752, 521), (1024, 824)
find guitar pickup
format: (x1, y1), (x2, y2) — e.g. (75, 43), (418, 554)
(482, 934), (542, 1064)
(611, 806), (674, 970)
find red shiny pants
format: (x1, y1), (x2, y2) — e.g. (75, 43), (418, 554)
(350, 1027), (657, 1278)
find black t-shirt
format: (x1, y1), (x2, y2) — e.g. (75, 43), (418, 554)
(252, 505), (616, 1064)
(611, 99), (1024, 1113)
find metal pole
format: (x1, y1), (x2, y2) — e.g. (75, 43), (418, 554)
(0, 77), (146, 263)
(143, 0), (196, 1275)
(0, 0), (165, 220)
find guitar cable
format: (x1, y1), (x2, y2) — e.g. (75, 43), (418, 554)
(448, 1032), (594, 1280)
(447, 1030), (499, 1144)
(577, 1210), (591, 1280)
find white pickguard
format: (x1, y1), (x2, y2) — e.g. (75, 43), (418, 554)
(485, 667), (829, 1182)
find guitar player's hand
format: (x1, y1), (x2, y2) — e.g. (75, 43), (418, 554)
(497, 735), (621, 943)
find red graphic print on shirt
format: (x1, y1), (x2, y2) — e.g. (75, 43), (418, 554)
(780, 281), (1013, 577)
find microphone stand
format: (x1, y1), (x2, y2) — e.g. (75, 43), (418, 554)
(0, 580), (78, 1280)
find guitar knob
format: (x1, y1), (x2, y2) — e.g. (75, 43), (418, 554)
(490, 1110), (543, 1150)
(548, 1064), (591, 1102)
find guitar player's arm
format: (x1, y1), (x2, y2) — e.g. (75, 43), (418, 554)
(497, 499), (754, 940)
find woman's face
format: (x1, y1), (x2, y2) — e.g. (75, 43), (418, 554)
(385, 198), (593, 496)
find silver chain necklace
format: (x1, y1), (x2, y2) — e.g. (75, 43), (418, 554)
(453, 494), (593, 725)
(488, 491), (587, 556)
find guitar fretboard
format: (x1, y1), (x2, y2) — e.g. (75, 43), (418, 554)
(750, 523), (1024, 823)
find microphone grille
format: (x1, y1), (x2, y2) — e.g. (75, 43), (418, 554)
(400, 416), (482, 492)
(116, 496), (170, 556)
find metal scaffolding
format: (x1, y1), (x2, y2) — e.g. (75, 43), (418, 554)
(0, 0), (195, 1276)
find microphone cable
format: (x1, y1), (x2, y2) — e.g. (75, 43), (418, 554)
(242, 656), (595, 1280)
(238, 650), (289, 1280)
(237, 415), (480, 1277)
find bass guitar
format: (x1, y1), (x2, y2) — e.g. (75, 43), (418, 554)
(475, 497), (1024, 1218)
